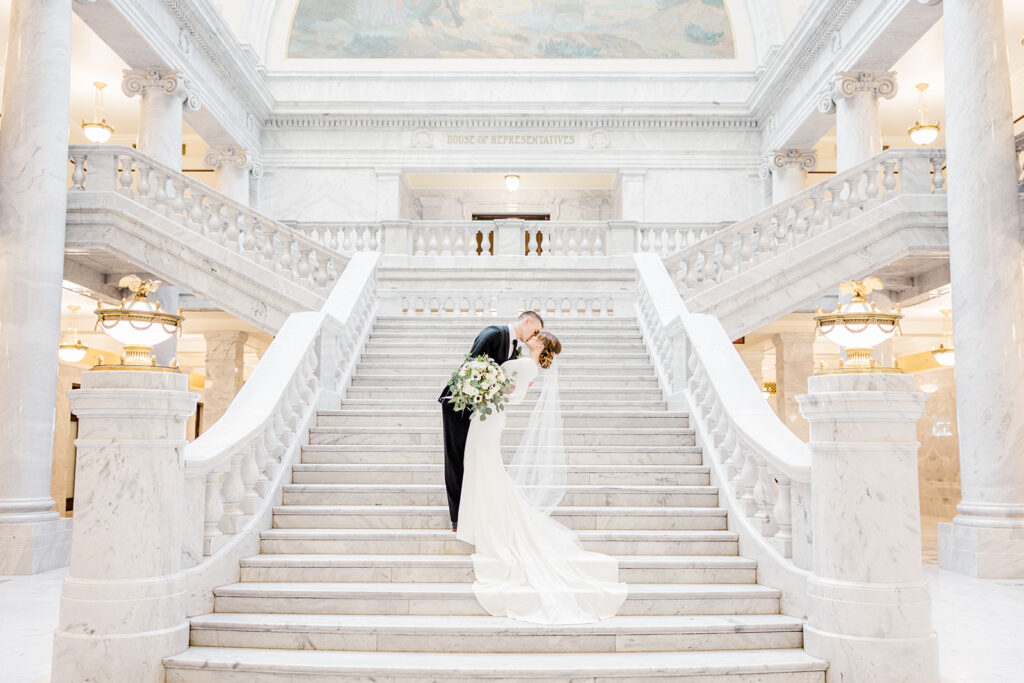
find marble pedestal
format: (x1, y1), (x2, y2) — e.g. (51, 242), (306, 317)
(798, 373), (937, 683)
(937, 521), (1024, 578)
(52, 371), (198, 683)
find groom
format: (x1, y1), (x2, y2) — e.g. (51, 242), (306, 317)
(439, 311), (544, 532)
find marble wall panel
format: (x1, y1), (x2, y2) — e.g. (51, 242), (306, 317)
(643, 168), (762, 222)
(914, 367), (961, 520)
(260, 168), (378, 222)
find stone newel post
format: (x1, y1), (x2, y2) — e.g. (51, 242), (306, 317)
(53, 371), (198, 683)
(797, 373), (937, 683)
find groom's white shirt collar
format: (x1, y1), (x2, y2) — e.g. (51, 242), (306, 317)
(506, 324), (517, 360)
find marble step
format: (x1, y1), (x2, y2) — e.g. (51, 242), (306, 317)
(300, 444), (705, 466)
(317, 410), (687, 429)
(164, 646), (827, 683)
(238, 554), (757, 584)
(188, 613), (804, 653)
(335, 398), (670, 411)
(356, 362), (658, 376)
(289, 464), (708, 486)
(271, 504), (725, 530)
(365, 340), (649, 353)
(281, 484), (718, 509)
(371, 323), (640, 334)
(307, 426), (695, 447)
(350, 374), (660, 388)
(368, 332), (644, 343)
(343, 386), (667, 400)
(211, 581), (780, 617)
(374, 316), (639, 327)
(260, 528), (736, 556)
(359, 351), (653, 363)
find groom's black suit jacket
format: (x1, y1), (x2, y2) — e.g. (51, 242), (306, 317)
(438, 325), (516, 525)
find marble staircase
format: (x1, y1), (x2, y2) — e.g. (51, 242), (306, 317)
(163, 316), (826, 682)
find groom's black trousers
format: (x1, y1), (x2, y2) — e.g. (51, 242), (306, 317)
(441, 401), (473, 524)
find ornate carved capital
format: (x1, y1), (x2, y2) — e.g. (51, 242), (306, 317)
(204, 146), (257, 173)
(122, 68), (201, 111)
(768, 149), (818, 172)
(818, 70), (898, 114)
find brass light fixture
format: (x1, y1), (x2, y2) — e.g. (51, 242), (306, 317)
(815, 278), (903, 374)
(93, 275), (183, 372)
(907, 83), (940, 146)
(58, 305), (88, 363)
(81, 81), (114, 143)
(931, 309), (955, 367)
(761, 381), (777, 398)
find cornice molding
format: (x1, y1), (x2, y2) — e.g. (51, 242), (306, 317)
(264, 115), (760, 131)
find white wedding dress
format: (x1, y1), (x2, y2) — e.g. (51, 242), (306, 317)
(455, 357), (628, 624)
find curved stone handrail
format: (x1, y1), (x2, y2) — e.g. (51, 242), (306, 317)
(635, 252), (812, 615)
(179, 252), (378, 614)
(68, 145), (346, 296)
(664, 148), (947, 298)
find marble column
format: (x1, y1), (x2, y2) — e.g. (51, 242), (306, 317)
(0, 0), (74, 574)
(53, 371), (198, 682)
(772, 333), (814, 441)
(798, 373), (937, 682)
(122, 68), (199, 366)
(818, 71), (898, 172)
(618, 169), (646, 221)
(204, 146), (255, 205)
(202, 331), (248, 430)
(765, 149), (816, 203)
(937, 0), (1024, 579)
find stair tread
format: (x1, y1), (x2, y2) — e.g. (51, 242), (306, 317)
(309, 426), (695, 433)
(189, 612), (804, 633)
(261, 528), (737, 540)
(301, 444), (702, 451)
(321, 409), (685, 416)
(240, 554), (756, 568)
(214, 582), (779, 598)
(272, 504), (723, 515)
(290, 464), (708, 472)
(164, 647), (826, 675)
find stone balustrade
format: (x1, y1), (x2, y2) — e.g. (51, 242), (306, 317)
(635, 252), (812, 612)
(68, 145), (345, 296)
(664, 148), (947, 297)
(287, 218), (729, 257)
(383, 289), (625, 318)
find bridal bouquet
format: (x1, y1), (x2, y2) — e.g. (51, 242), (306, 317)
(446, 354), (513, 420)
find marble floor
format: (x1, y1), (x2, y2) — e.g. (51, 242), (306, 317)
(2, 549), (1022, 683)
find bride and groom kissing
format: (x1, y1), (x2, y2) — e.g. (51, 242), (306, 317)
(437, 311), (628, 624)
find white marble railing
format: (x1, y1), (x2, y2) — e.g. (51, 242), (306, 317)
(635, 252), (812, 614)
(384, 289), (624, 317)
(68, 145), (346, 295)
(288, 219), (729, 257)
(179, 252), (378, 611)
(665, 148), (947, 296)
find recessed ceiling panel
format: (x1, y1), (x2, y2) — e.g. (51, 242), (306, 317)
(287, 0), (735, 59)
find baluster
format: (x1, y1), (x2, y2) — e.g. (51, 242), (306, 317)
(241, 217), (258, 256)
(773, 473), (793, 557)
(207, 201), (226, 244)
(565, 228), (577, 257)
(255, 434), (274, 491)
(360, 224), (373, 251)
(718, 234), (735, 278)
(117, 155), (134, 195)
(275, 231), (294, 279)
(738, 225), (754, 268)
(413, 228), (426, 256)
(297, 248), (313, 287)
(219, 456), (245, 534)
(137, 164), (153, 203)
(752, 460), (772, 532)
(188, 190), (206, 233)
(684, 255), (699, 293)
(224, 210), (242, 251)
(553, 228), (565, 256)
(454, 227), (466, 255)
(202, 471), (224, 552)
(342, 226), (355, 253)
(846, 170), (864, 210)
(881, 159), (898, 194)
(930, 157), (946, 193)
(70, 153), (86, 190)
(239, 443), (260, 515)
(427, 228), (439, 256)
(863, 166), (881, 205)
(260, 226), (276, 265)
(315, 255), (331, 292)
(737, 452), (759, 516)
(440, 227), (453, 256)
(699, 246), (716, 285)
(169, 179), (188, 223)
(641, 227), (653, 252)
(154, 172), (173, 217)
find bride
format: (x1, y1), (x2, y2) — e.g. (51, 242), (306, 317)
(455, 330), (628, 624)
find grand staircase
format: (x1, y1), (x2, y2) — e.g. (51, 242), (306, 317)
(164, 315), (827, 682)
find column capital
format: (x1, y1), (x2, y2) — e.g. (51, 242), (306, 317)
(817, 70), (898, 114)
(767, 148), (817, 172)
(121, 67), (201, 112)
(204, 146), (259, 173)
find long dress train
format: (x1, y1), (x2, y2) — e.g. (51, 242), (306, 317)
(455, 357), (628, 624)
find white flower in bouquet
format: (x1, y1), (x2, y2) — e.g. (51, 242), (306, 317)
(445, 353), (514, 420)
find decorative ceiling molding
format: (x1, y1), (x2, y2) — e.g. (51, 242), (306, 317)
(264, 115), (760, 131)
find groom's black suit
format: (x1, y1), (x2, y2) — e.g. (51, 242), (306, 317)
(439, 325), (517, 525)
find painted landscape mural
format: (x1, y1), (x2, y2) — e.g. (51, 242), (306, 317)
(287, 0), (735, 59)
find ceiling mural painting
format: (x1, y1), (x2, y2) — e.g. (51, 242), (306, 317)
(287, 0), (735, 59)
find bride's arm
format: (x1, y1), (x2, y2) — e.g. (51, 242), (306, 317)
(503, 360), (536, 405)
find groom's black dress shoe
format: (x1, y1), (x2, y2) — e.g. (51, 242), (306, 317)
(452, 523), (458, 532)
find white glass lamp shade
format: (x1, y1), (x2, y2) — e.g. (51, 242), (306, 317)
(504, 174), (520, 192)
(818, 300), (899, 349)
(58, 343), (88, 363)
(932, 345), (955, 366)
(908, 124), (939, 146)
(81, 121), (113, 143)
(96, 299), (179, 347)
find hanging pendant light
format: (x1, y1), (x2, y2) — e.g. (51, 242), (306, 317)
(81, 81), (114, 143)
(504, 174), (520, 192)
(93, 275), (183, 372)
(58, 305), (88, 363)
(907, 83), (940, 146)
(931, 309), (955, 367)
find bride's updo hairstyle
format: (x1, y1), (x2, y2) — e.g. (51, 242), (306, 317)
(537, 331), (562, 369)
